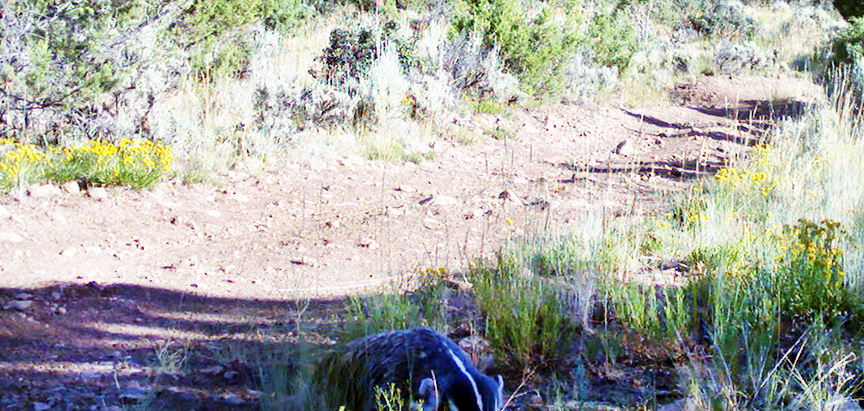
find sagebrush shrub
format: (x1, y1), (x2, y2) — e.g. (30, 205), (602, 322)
(832, 17), (864, 65)
(449, 0), (583, 98)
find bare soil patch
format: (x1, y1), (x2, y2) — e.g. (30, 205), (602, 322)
(0, 74), (822, 410)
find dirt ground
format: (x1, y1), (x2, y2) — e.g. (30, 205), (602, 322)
(0, 74), (823, 410)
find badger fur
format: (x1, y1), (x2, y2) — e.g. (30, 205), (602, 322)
(321, 327), (504, 411)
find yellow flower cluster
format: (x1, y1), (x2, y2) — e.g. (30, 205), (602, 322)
(63, 139), (174, 174)
(714, 145), (776, 196)
(0, 138), (49, 184)
(0, 138), (173, 192)
(715, 166), (772, 196)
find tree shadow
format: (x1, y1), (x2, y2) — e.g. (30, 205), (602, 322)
(623, 98), (811, 148)
(561, 157), (726, 182)
(0, 282), (345, 410)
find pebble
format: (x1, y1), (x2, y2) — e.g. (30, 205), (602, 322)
(0, 232), (23, 243)
(62, 181), (80, 193)
(200, 365), (224, 375)
(60, 247), (78, 257)
(14, 293), (33, 300)
(206, 210), (222, 218)
(223, 370), (239, 382)
(33, 402), (51, 411)
(88, 187), (108, 199)
(215, 393), (245, 405)
(423, 218), (441, 229)
(229, 193), (250, 203)
(4, 300), (32, 310)
(614, 140), (638, 156)
(28, 184), (61, 198)
(120, 385), (151, 401)
(430, 195), (459, 206)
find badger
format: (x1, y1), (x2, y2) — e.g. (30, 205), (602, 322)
(320, 327), (504, 411)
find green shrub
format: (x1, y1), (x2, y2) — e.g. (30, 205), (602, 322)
(587, 7), (637, 70)
(1, 0), (155, 141)
(686, 1), (755, 40)
(834, 0), (864, 19)
(472, 255), (577, 371)
(449, 0), (584, 98)
(832, 17), (864, 65)
(177, 0), (314, 78)
(777, 219), (857, 321)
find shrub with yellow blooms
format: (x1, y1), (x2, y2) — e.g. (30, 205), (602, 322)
(0, 138), (173, 193)
(777, 219), (854, 320)
(0, 138), (50, 193)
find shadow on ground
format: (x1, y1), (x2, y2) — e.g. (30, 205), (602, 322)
(0, 282), (343, 410)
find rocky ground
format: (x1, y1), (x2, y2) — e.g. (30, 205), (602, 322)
(0, 74), (822, 410)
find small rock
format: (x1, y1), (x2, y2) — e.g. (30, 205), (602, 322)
(223, 370), (239, 382)
(200, 365), (224, 375)
(206, 210), (222, 218)
(345, 154), (364, 165)
(33, 402), (51, 411)
(0, 232), (23, 243)
(14, 293), (33, 300)
(215, 393), (245, 405)
(614, 140), (638, 156)
(423, 218), (441, 229)
(497, 190), (515, 201)
(87, 187), (108, 200)
(54, 306), (67, 315)
(406, 141), (432, 155)
(358, 237), (379, 249)
(0, 205), (10, 219)
(120, 384), (151, 401)
(229, 193), (250, 203)
(28, 184), (61, 198)
(4, 300), (33, 310)
(51, 291), (62, 300)
(62, 181), (80, 194)
(429, 195), (458, 206)
(291, 256), (318, 266)
(60, 247), (78, 257)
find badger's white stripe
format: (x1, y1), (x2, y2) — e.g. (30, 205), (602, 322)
(447, 348), (483, 411)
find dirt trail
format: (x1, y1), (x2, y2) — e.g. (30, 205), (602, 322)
(0, 74), (823, 409)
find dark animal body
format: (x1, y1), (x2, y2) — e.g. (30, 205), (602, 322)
(321, 327), (503, 411)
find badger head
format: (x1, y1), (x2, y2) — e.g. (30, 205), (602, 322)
(417, 353), (504, 411)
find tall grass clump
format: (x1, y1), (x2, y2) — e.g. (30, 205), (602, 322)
(593, 66), (864, 408)
(472, 230), (602, 372)
(344, 269), (448, 342)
